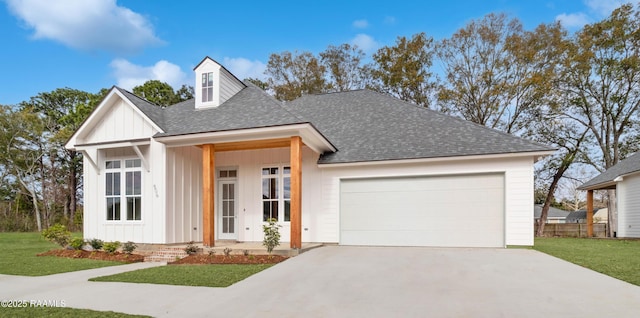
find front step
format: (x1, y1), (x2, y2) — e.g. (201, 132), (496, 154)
(143, 247), (189, 262)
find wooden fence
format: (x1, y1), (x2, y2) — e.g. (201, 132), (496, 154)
(534, 223), (608, 238)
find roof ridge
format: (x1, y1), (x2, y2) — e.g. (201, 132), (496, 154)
(304, 88), (368, 97)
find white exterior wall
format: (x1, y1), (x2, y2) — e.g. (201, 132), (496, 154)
(215, 147), (322, 243)
(174, 146), (538, 246)
(83, 153), (100, 241)
(318, 156), (535, 246)
(618, 173), (640, 238)
(83, 140), (166, 244)
(220, 69), (244, 103)
(82, 99), (156, 144)
(165, 146), (202, 243)
(79, 93), (167, 244)
(194, 58), (244, 109)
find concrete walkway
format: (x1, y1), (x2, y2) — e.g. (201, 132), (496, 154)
(2, 246), (640, 317)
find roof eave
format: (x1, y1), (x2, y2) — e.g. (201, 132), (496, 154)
(317, 149), (556, 168)
(153, 123), (336, 154)
(579, 169), (640, 191)
(578, 181), (618, 191)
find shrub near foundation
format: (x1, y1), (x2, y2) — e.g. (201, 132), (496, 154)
(103, 241), (121, 254)
(122, 241), (137, 254)
(41, 224), (72, 248)
(88, 238), (104, 251)
(184, 241), (198, 255)
(69, 237), (85, 250)
(262, 218), (281, 255)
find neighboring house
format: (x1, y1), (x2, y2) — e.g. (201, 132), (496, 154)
(565, 210), (586, 223)
(579, 152), (640, 238)
(565, 209), (607, 224)
(593, 208), (608, 224)
(534, 205), (569, 224)
(65, 57), (554, 248)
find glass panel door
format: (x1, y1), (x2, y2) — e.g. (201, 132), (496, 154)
(219, 181), (237, 240)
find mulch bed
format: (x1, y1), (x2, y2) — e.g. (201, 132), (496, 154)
(38, 249), (145, 263)
(170, 254), (288, 265)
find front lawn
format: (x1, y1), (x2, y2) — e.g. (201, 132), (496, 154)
(0, 306), (150, 318)
(534, 237), (640, 286)
(0, 232), (125, 276)
(90, 264), (273, 287)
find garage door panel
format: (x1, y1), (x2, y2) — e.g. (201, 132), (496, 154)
(340, 174), (504, 247)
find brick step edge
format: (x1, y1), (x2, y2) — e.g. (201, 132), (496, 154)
(143, 248), (190, 262)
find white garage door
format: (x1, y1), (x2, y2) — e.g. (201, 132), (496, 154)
(340, 173), (504, 247)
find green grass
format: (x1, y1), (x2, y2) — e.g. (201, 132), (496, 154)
(534, 237), (640, 286)
(0, 306), (150, 318)
(90, 264), (274, 287)
(0, 232), (125, 276)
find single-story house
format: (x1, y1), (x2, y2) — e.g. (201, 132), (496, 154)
(65, 57), (554, 248)
(534, 204), (569, 224)
(565, 208), (607, 224)
(579, 152), (640, 238)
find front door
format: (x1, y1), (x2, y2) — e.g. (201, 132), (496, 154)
(218, 180), (237, 240)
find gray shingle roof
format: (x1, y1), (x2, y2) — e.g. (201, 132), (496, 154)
(534, 205), (570, 219)
(286, 90), (554, 164)
(118, 85), (552, 163)
(155, 82), (307, 136)
(579, 152), (640, 190)
(565, 210), (587, 223)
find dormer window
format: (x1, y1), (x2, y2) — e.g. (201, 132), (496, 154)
(194, 56), (245, 109)
(202, 72), (214, 103)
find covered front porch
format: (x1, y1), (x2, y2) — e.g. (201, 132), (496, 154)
(156, 123), (336, 248)
(584, 186), (615, 237)
(201, 136), (304, 248)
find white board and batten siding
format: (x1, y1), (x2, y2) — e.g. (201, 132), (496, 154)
(83, 140), (167, 244)
(213, 147), (324, 243)
(165, 146), (202, 243)
(617, 173), (640, 238)
(319, 156), (536, 247)
(81, 96), (167, 244)
(82, 99), (157, 145)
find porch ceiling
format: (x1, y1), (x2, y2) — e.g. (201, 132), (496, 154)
(201, 138), (291, 152)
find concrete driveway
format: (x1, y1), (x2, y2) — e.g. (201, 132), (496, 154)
(2, 246), (640, 317)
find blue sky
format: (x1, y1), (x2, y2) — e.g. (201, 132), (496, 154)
(0, 0), (626, 105)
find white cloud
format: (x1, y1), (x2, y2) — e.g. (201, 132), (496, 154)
(352, 19), (369, 29)
(555, 12), (590, 28)
(555, 0), (625, 29)
(585, 0), (624, 16)
(350, 34), (379, 52)
(5, 0), (163, 54)
(222, 57), (267, 80)
(110, 59), (187, 90)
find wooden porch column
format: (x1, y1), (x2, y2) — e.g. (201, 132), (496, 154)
(587, 190), (594, 237)
(202, 144), (215, 246)
(290, 136), (302, 249)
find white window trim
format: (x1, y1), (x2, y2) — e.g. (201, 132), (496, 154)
(261, 165), (291, 223)
(104, 158), (143, 222)
(201, 72), (214, 103)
